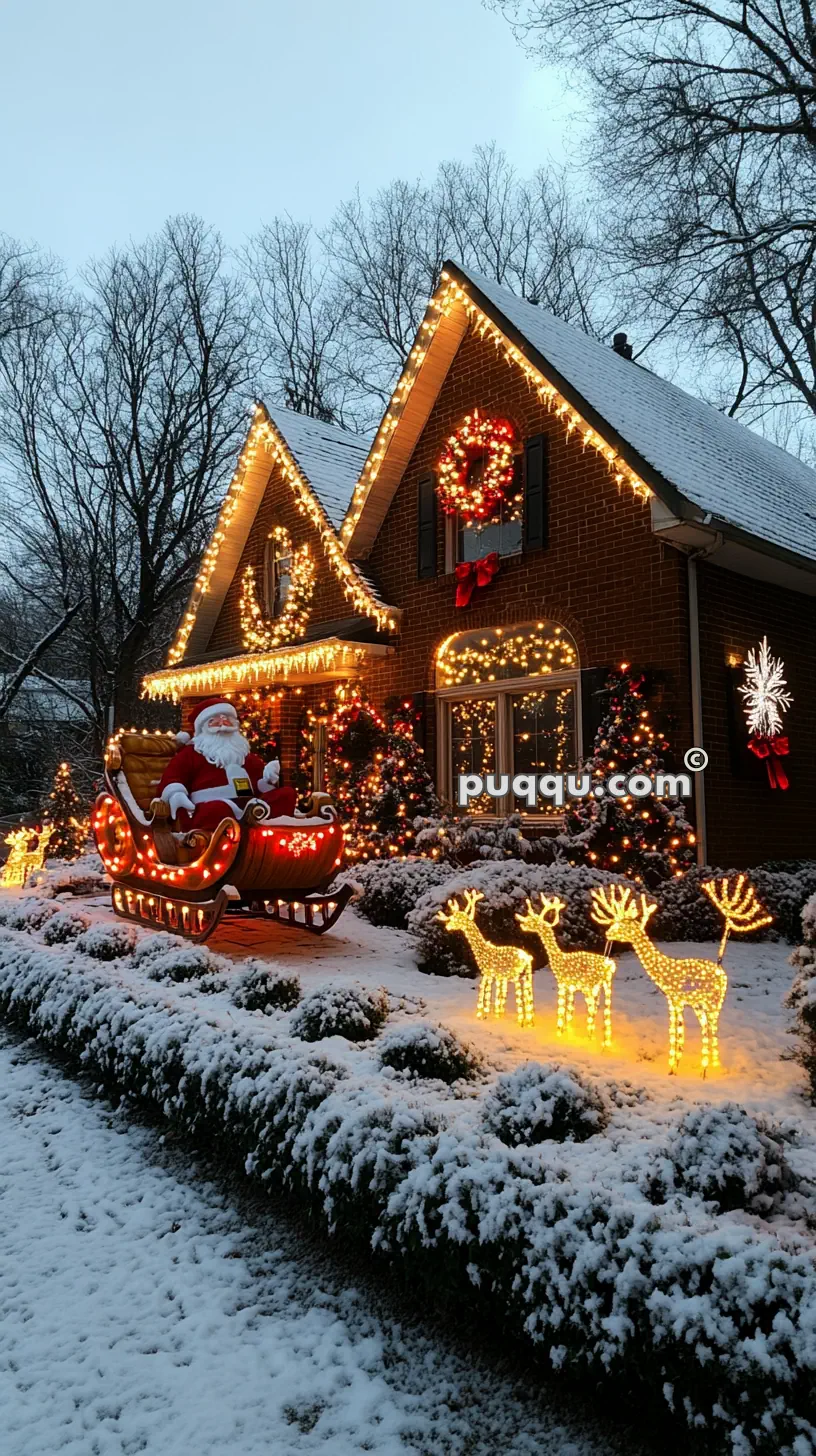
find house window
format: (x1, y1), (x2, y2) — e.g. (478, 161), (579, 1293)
(436, 621), (580, 816)
(447, 456), (524, 568)
(264, 530), (292, 618)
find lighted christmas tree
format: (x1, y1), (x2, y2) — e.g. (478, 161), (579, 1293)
(44, 761), (87, 860)
(557, 664), (696, 885)
(325, 691), (439, 860)
(234, 690), (281, 760)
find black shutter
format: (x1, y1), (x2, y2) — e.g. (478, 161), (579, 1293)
(523, 433), (549, 552)
(580, 667), (611, 758)
(417, 471), (437, 579)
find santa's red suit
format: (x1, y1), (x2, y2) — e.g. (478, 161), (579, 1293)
(157, 698), (297, 831)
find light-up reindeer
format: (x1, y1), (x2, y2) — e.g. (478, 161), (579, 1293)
(590, 878), (771, 1074)
(516, 896), (615, 1047)
(437, 889), (535, 1027)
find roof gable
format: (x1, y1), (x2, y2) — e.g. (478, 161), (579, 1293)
(340, 261), (816, 575)
(167, 404), (396, 667)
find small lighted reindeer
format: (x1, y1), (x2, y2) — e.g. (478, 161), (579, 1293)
(590, 878), (771, 1074)
(516, 896), (616, 1047)
(437, 889), (535, 1027)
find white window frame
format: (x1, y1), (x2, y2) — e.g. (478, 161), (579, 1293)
(436, 669), (582, 820)
(263, 536), (292, 618)
(443, 512), (524, 575)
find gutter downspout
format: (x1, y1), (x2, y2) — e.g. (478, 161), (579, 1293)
(687, 554), (707, 867)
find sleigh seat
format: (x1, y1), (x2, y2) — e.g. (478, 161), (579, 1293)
(93, 729), (352, 941)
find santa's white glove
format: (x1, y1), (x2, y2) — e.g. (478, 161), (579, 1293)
(259, 759), (281, 791)
(162, 785), (195, 820)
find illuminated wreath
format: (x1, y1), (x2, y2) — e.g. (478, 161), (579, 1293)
(436, 410), (517, 523)
(239, 526), (316, 652)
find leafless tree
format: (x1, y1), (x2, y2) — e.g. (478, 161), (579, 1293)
(494, 0), (816, 435)
(0, 217), (255, 744)
(246, 145), (609, 425)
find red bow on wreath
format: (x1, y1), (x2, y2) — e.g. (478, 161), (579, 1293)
(748, 733), (790, 790)
(455, 552), (500, 608)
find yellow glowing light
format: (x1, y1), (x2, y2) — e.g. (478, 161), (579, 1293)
(437, 889), (534, 1027)
(142, 640), (378, 702)
(1, 824), (54, 888)
(436, 621), (577, 689)
(590, 880), (772, 1074)
(239, 528), (316, 652)
(517, 896), (615, 1046)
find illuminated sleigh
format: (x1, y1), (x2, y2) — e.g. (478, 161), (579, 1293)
(92, 730), (353, 941)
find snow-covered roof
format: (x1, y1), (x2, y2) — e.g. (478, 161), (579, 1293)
(460, 266), (816, 568)
(265, 405), (371, 531)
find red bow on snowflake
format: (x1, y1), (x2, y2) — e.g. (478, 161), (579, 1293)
(455, 552), (500, 608)
(748, 733), (790, 790)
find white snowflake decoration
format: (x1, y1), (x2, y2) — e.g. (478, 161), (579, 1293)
(738, 636), (793, 737)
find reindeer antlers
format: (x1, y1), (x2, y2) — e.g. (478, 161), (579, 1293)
(701, 874), (772, 963)
(590, 883), (657, 929)
(436, 888), (484, 923)
(516, 895), (565, 928)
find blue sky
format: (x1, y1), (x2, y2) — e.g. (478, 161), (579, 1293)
(1, 0), (574, 269)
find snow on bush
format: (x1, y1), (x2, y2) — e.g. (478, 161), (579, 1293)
(75, 923), (138, 961)
(412, 812), (541, 863)
(232, 959), (301, 1013)
(0, 896), (59, 931)
(291, 981), (390, 1043)
(653, 862), (816, 944)
(28, 851), (108, 899)
(482, 1062), (608, 1146)
(787, 890), (816, 1098)
(351, 859), (453, 929)
(0, 929), (813, 1450)
(408, 861), (620, 976)
(132, 934), (230, 983)
(378, 1022), (484, 1085)
(41, 908), (91, 944)
(651, 1103), (798, 1215)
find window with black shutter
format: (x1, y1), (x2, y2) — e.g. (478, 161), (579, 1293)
(523, 433), (549, 552)
(417, 471), (437, 579)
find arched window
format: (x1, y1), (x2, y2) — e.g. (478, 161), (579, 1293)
(436, 621), (580, 816)
(263, 528), (292, 618)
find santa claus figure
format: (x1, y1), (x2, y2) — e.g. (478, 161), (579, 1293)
(157, 698), (297, 831)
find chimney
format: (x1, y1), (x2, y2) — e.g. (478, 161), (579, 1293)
(612, 332), (633, 360)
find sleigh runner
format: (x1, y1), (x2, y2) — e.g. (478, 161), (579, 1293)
(93, 730), (353, 941)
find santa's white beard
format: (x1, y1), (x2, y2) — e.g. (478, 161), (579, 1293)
(192, 725), (251, 769)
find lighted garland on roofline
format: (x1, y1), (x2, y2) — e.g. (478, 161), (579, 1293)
(143, 640), (374, 703)
(340, 273), (652, 550)
(239, 528), (316, 652)
(167, 407), (398, 667)
(436, 411), (517, 523)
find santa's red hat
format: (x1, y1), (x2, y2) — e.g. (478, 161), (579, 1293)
(189, 698), (239, 734)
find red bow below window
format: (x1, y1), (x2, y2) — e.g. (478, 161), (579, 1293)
(455, 552), (500, 608)
(748, 733), (790, 790)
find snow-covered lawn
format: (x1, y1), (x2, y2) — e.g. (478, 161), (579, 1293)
(1, 868), (815, 1453)
(0, 1027), (637, 1456)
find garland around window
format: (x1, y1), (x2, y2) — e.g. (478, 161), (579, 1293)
(239, 526), (316, 652)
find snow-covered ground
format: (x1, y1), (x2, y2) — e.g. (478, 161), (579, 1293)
(0, 1027), (646, 1456)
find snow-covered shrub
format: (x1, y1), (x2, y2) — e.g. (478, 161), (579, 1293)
(650, 867), (723, 941)
(75, 923), (137, 961)
(133, 935), (228, 983)
(660, 1103), (796, 1213)
(483, 1061), (608, 1145)
(413, 812), (545, 864)
(754, 863), (816, 943)
(351, 858), (454, 929)
(652, 862), (816, 944)
(787, 890), (816, 1097)
(408, 861), (620, 976)
(232, 959), (301, 1013)
(378, 1021), (484, 1084)
(0, 896), (59, 931)
(291, 980), (389, 1043)
(42, 908), (91, 944)
(28, 851), (108, 899)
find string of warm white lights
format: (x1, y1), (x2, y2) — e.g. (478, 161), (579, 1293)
(143, 640), (375, 703)
(167, 407), (398, 668)
(436, 621), (578, 688)
(239, 528), (316, 652)
(339, 273), (652, 551)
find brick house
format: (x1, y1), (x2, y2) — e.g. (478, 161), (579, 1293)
(142, 262), (816, 867)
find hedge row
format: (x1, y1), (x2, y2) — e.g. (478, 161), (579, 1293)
(0, 926), (813, 1453)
